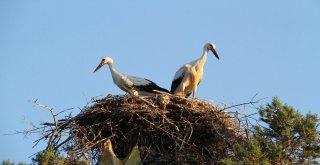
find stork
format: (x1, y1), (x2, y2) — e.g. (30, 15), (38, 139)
(94, 57), (170, 97)
(170, 43), (220, 98)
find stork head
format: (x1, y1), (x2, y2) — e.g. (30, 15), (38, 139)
(205, 43), (220, 60)
(94, 57), (113, 73)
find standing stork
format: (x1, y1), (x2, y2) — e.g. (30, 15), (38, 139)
(170, 43), (220, 98)
(94, 57), (170, 97)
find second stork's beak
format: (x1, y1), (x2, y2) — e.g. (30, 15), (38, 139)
(211, 48), (220, 60)
(94, 62), (104, 73)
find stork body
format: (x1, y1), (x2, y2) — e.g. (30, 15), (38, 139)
(94, 57), (169, 97)
(170, 43), (220, 98)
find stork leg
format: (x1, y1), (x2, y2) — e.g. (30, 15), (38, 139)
(181, 84), (186, 98)
(190, 86), (198, 108)
(192, 85), (198, 98)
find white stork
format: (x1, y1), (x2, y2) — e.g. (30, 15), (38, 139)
(94, 57), (170, 97)
(170, 43), (220, 98)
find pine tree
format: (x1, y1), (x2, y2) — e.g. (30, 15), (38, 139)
(256, 97), (320, 164)
(222, 97), (320, 164)
(1, 160), (27, 165)
(32, 145), (87, 165)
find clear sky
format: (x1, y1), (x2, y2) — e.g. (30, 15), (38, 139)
(1, 0), (319, 163)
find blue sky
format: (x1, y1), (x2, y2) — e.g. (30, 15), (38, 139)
(1, 0), (320, 163)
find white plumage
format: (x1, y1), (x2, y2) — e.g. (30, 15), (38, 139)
(94, 57), (169, 97)
(170, 43), (220, 98)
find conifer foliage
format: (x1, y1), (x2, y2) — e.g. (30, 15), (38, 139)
(223, 97), (320, 164)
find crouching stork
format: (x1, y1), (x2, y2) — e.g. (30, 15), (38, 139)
(94, 57), (170, 97)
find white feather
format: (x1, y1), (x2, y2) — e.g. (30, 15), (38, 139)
(172, 64), (189, 81)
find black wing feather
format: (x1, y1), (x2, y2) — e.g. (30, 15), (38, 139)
(134, 79), (170, 93)
(170, 76), (183, 94)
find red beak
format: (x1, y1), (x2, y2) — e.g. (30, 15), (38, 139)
(211, 48), (220, 60)
(94, 62), (104, 73)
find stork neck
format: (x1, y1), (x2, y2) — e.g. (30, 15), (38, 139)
(107, 63), (121, 81)
(198, 48), (209, 66)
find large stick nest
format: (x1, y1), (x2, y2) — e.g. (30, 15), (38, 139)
(38, 94), (246, 164)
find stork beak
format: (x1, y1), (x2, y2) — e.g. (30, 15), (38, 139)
(94, 62), (104, 73)
(211, 48), (220, 60)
